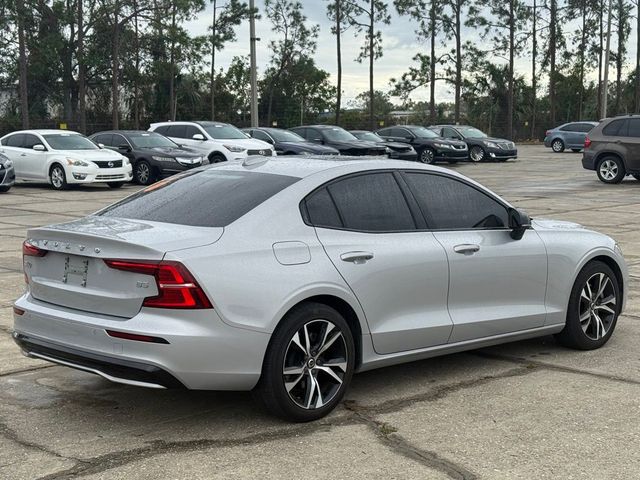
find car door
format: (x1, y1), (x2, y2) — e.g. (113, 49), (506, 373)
(306, 171), (453, 354)
(560, 123), (582, 147)
(402, 171), (548, 342)
(625, 118), (640, 170)
(20, 133), (48, 180)
(183, 125), (210, 155)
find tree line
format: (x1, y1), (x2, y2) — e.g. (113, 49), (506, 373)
(0, 0), (639, 140)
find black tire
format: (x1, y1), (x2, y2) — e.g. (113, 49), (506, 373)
(469, 145), (485, 163)
(632, 174), (640, 181)
(209, 153), (227, 164)
(555, 261), (621, 350)
(107, 182), (124, 189)
(254, 302), (355, 422)
(447, 159), (458, 164)
(596, 156), (625, 184)
(49, 164), (68, 190)
(418, 147), (436, 164)
(551, 138), (565, 152)
(0, 185), (11, 193)
(571, 149), (581, 153)
(133, 160), (155, 185)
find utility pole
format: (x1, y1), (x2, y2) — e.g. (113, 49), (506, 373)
(602, 0), (613, 118)
(249, 0), (259, 127)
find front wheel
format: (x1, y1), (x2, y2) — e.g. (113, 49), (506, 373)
(555, 261), (621, 350)
(551, 139), (565, 152)
(254, 302), (355, 422)
(419, 147), (435, 164)
(469, 146), (485, 162)
(596, 156), (625, 184)
(49, 164), (67, 190)
(209, 153), (227, 164)
(133, 160), (155, 185)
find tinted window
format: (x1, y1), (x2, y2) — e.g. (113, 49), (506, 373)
(112, 134), (129, 148)
(4, 134), (24, 147)
(442, 127), (460, 139)
(43, 134), (98, 150)
(166, 125), (187, 138)
(404, 172), (508, 230)
(576, 123), (596, 133)
(252, 130), (272, 143)
(291, 128), (307, 139)
(153, 126), (169, 135)
(602, 119), (627, 136)
(326, 173), (415, 232)
(93, 134), (113, 146)
(627, 119), (640, 137)
(99, 169), (299, 227)
(305, 188), (342, 228)
(22, 134), (41, 149)
(560, 123), (577, 132)
(307, 129), (323, 142)
(184, 125), (202, 139)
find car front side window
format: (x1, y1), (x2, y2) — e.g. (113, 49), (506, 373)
(403, 172), (509, 230)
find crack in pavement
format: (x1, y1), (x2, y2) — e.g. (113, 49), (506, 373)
(472, 351), (640, 386)
(0, 364), (55, 378)
(30, 366), (538, 479)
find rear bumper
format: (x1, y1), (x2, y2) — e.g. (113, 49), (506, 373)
(582, 151), (597, 170)
(13, 293), (270, 391)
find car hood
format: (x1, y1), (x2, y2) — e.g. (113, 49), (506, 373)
(277, 141), (339, 153)
(55, 149), (126, 161)
(141, 146), (202, 158)
(415, 137), (467, 147)
(220, 138), (273, 150)
(532, 218), (585, 230)
(382, 141), (414, 150)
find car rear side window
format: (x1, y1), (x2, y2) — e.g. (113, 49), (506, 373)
(99, 169), (299, 227)
(602, 119), (627, 136)
(627, 119), (640, 137)
(305, 188), (342, 228)
(319, 173), (416, 232)
(4, 134), (24, 147)
(153, 126), (169, 135)
(404, 172), (508, 230)
(167, 125), (187, 138)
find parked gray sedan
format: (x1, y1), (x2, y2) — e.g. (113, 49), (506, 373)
(544, 121), (598, 152)
(13, 157), (627, 421)
(0, 152), (15, 192)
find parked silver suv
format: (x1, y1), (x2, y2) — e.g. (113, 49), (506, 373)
(582, 115), (640, 183)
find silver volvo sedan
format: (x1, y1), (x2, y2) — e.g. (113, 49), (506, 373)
(13, 157), (627, 421)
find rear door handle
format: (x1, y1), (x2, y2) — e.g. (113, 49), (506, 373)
(340, 251), (374, 264)
(453, 244), (480, 255)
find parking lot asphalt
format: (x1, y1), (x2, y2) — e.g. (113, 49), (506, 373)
(1, 145), (639, 479)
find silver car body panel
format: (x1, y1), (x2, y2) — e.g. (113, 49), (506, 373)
(13, 158), (628, 390)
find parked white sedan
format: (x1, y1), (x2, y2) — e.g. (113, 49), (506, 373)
(0, 130), (133, 190)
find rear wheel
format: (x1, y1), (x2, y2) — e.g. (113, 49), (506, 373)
(254, 302), (355, 422)
(555, 261), (620, 350)
(49, 164), (67, 190)
(107, 182), (124, 189)
(419, 147), (435, 164)
(596, 156), (625, 184)
(133, 160), (154, 185)
(551, 139), (565, 152)
(469, 146), (485, 162)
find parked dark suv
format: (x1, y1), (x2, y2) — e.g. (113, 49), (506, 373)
(582, 115), (640, 184)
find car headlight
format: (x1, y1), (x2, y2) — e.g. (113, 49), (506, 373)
(385, 147), (392, 154)
(66, 157), (90, 167)
(484, 141), (499, 149)
(223, 144), (247, 153)
(434, 143), (452, 149)
(152, 155), (175, 162)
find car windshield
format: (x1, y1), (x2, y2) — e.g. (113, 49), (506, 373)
(201, 124), (247, 139)
(128, 133), (179, 149)
(268, 129), (306, 142)
(322, 128), (358, 142)
(458, 127), (488, 139)
(354, 132), (383, 143)
(408, 127), (438, 139)
(43, 134), (99, 150)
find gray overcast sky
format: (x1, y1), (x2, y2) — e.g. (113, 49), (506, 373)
(186, 1), (639, 105)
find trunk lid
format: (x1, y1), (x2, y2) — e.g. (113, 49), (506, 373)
(25, 216), (222, 318)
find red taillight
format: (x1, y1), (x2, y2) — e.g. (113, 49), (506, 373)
(545, 130), (551, 137)
(13, 306), (25, 316)
(22, 240), (47, 257)
(105, 330), (169, 344)
(584, 136), (591, 148)
(103, 259), (212, 309)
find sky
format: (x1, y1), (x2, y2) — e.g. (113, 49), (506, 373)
(186, 1), (639, 106)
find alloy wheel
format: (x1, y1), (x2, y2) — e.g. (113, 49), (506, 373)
(599, 160), (618, 181)
(282, 319), (348, 410)
(420, 148), (434, 164)
(51, 167), (64, 189)
(579, 272), (616, 340)
(136, 163), (150, 184)
(470, 146), (484, 162)
(552, 140), (564, 152)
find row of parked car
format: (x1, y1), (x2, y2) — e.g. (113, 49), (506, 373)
(0, 121), (518, 192)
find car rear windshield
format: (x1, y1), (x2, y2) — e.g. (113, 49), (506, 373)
(98, 169), (299, 227)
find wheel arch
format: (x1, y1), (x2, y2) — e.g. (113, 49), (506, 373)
(208, 150), (228, 162)
(594, 151), (625, 168)
(571, 249), (626, 310)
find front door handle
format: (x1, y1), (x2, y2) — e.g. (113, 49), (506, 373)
(453, 244), (480, 255)
(340, 251), (374, 264)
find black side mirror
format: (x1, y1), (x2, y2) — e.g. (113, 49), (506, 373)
(118, 144), (131, 152)
(509, 208), (531, 240)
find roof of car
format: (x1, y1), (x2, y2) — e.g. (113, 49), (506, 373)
(90, 130), (160, 136)
(294, 125), (346, 130)
(206, 156), (454, 180)
(149, 121), (230, 127)
(3, 129), (82, 136)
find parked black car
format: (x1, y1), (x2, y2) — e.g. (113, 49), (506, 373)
(289, 125), (387, 156)
(376, 125), (468, 164)
(242, 127), (340, 156)
(349, 130), (418, 161)
(428, 125), (517, 162)
(90, 130), (205, 185)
